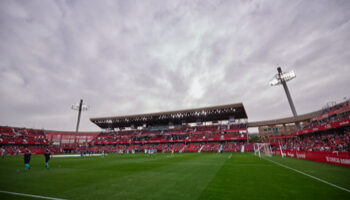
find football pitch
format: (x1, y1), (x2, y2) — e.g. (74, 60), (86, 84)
(0, 153), (349, 200)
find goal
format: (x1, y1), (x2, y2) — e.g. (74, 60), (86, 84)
(253, 143), (273, 157)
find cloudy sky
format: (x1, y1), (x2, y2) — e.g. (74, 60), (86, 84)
(0, 0), (349, 132)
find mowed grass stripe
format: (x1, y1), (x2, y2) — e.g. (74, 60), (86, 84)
(269, 155), (350, 190)
(197, 154), (350, 200)
(56, 153), (202, 199)
(263, 157), (350, 193)
(57, 153), (228, 200)
(0, 153), (195, 198)
(0, 153), (228, 200)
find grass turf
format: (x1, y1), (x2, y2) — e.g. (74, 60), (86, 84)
(0, 153), (349, 200)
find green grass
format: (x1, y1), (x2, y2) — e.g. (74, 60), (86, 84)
(0, 153), (349, 200)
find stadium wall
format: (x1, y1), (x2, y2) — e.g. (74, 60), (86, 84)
(275, 150), (350, 167)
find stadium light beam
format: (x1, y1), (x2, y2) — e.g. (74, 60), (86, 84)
(270, 67), (298, 117)
(71, 99), (89, 132)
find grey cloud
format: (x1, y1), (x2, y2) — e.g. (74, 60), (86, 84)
(0, 0), (350, 131)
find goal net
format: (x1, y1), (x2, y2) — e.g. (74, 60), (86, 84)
(253, 143), (273, 157)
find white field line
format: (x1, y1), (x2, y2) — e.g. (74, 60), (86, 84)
(0, 190), (67, 200)
(263, 157), (350, 193)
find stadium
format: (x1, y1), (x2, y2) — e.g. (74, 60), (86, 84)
(1, 1), (350, 200)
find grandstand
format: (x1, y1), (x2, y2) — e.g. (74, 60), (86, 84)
(266, 99), (350, 167)
(0, 126), (49, 155)
(1, 101), (349, 165)
(0, 127), (98, 155)
(89, 103), (250, 153)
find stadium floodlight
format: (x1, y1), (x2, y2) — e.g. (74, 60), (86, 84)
(71, 99), (89, 132)
(269, 70), (296, 86)
(270, 67), (298, 117)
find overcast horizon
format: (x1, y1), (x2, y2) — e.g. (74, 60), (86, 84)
(1, 0), (350, 132)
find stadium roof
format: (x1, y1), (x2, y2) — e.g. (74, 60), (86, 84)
(247, 109), (322, 127)
(90, 103), (247, 129)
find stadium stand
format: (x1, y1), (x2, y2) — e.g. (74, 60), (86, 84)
(88, 123), (249, 153)
(0, 126), (50, 155)
(87, 103), (250, 153)
(266, 100), (350, 167)
(1, 101), (349, 168)
(0, 127), (100, 155)
(268, 100), (350, 152)
(269, 130), (350, 153)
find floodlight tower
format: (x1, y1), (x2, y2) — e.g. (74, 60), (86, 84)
(71, 99), (89, 132)
(269, 67), (298, 117)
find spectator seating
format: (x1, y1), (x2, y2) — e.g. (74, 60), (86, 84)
(281, 131), (350, 152)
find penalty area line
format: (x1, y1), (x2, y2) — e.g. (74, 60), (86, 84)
(0, 190), (67, 200)
(262, 157), (350, 193)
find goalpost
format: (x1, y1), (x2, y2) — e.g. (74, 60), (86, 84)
(253, 143), (273, 157)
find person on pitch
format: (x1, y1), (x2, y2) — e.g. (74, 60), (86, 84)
(24, 148), (31, 171)
(44, 149), (51, 168)
(1, 148), (6, 159)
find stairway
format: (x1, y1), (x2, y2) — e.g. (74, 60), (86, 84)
(241, 145), (245, 153)
(198, 144), (205, 153)
(179, 144), (187, 153)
